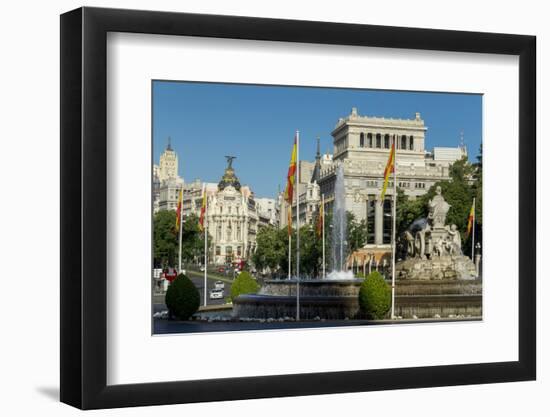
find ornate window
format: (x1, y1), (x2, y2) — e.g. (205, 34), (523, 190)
(376, 133), (381, 148)
(401, 135), (407, 150)
(367, 133), (373, 147)
(384, 134), (390, 149)
(359, 132), (365, 147)
(409, 135), (414, 150)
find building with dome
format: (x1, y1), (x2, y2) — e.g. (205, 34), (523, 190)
(203, 157), (259, 265)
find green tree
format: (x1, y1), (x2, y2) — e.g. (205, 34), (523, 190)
(347, 211), (368, 254)
(180, 213), (211, 263)
(153, 211), (212, 268)
(358, 271), (391, 319)
(253, 225), (288, 272)
(395, 154), (483, 257)
(230, 271), (260, 302)
(153, 210), (177, 268)
(165, 274), (200, 320)
(297, 223), (322, 277)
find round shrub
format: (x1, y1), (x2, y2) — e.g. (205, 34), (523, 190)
(165, 274), (200, 320)
(230, 271), (259, 302)
(358, 271), (391, 319)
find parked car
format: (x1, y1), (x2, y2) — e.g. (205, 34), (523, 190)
(199, 265), (205, 272)
(209, 289), (224, 300)
(217, 267), (225, 273)
(214, 280), (225, 290)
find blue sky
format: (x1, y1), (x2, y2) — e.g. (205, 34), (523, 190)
(153, 81), (482, 198)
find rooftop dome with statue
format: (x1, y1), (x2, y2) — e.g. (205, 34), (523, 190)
(218, 155), (242, 191)
(396, 186), (477, 280)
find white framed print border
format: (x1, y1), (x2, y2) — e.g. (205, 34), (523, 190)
(60, 7), (536, 410)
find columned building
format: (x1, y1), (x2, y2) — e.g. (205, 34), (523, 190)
(318, 107), (466, 254)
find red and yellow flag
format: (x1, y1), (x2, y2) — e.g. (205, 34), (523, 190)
(380, 139), (395, 202)
(198, 187), (207, 232)
(175, 188), (183, 232)
(466, 199), (475, 237)
(284, 135), (298, 205)
(316, 200), (324, 238)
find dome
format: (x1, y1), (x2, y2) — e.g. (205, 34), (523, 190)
(218, 157), (241, 191)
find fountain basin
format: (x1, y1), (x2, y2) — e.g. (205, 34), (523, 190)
(232, 277), (482, 320)
(259, 279), (363, 297)
(233, 294), (360, 320)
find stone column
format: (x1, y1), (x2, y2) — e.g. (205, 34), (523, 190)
(374, 196), (383, 245)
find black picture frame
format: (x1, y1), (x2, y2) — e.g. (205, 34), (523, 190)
(60, 6), (536, 410)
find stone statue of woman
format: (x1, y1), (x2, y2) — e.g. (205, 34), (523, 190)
(428, 186), (450, 228)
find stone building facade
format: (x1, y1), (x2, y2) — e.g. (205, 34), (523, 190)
(154, 139), (184, 213)
(204, 159), (259, 265)
(317, 107), (466, 252)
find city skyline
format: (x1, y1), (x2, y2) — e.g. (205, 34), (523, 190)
(153, 81), (482, 197)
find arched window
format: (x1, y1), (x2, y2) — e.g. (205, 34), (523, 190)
(384, 134), (390, 149)
(367, 133), (373, 147)
(401, 135), (407, 150)
(359, 132), (365, 147)
(376, 133), (381, 148)
(409, 135), (414, 150)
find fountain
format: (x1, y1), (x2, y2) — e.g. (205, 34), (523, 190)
(327, 164), (355, 280)
(393, 186), (481, 318)
(233, 163), (364, 320)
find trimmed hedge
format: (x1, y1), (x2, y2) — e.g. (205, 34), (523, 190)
(165, 274), (200, 320)
(358, 271), (391, 319)
(230, 271), (259, 302)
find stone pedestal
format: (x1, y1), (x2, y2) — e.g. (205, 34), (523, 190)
(394, 279), (482, 318)
(395, 255), (477, 281)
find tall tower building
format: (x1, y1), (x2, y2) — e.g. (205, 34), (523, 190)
(158, 137), (179, 182)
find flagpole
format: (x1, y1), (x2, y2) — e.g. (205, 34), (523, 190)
(296, 130), (301, 321)
(322, 194), (326, 279)
(471, 197), (476, 261)
(203, 188), (208, 307)
(178, 207), (183, 273)
(288, 204), (292, 280)
(391, 135), (397, 320)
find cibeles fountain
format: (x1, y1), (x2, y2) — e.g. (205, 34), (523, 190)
(233, 165), (365, 320)
(232, 172), (481, 320)
(397, 185), (477, 280)
(393, 185), (481, 318)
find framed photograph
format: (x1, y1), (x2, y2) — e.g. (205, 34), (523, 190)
(60, 6), (536, 409)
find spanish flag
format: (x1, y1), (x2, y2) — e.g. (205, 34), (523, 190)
(175, 188), (183, 233)
(316, 200), (324, 238)
(466, 199), (475, 237)
(284, 135), (298, 205)
(380, 138), (395, 202)
(198, 187), (207, 232)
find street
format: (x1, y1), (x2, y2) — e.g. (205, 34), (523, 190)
(153, 268), (235, 314)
